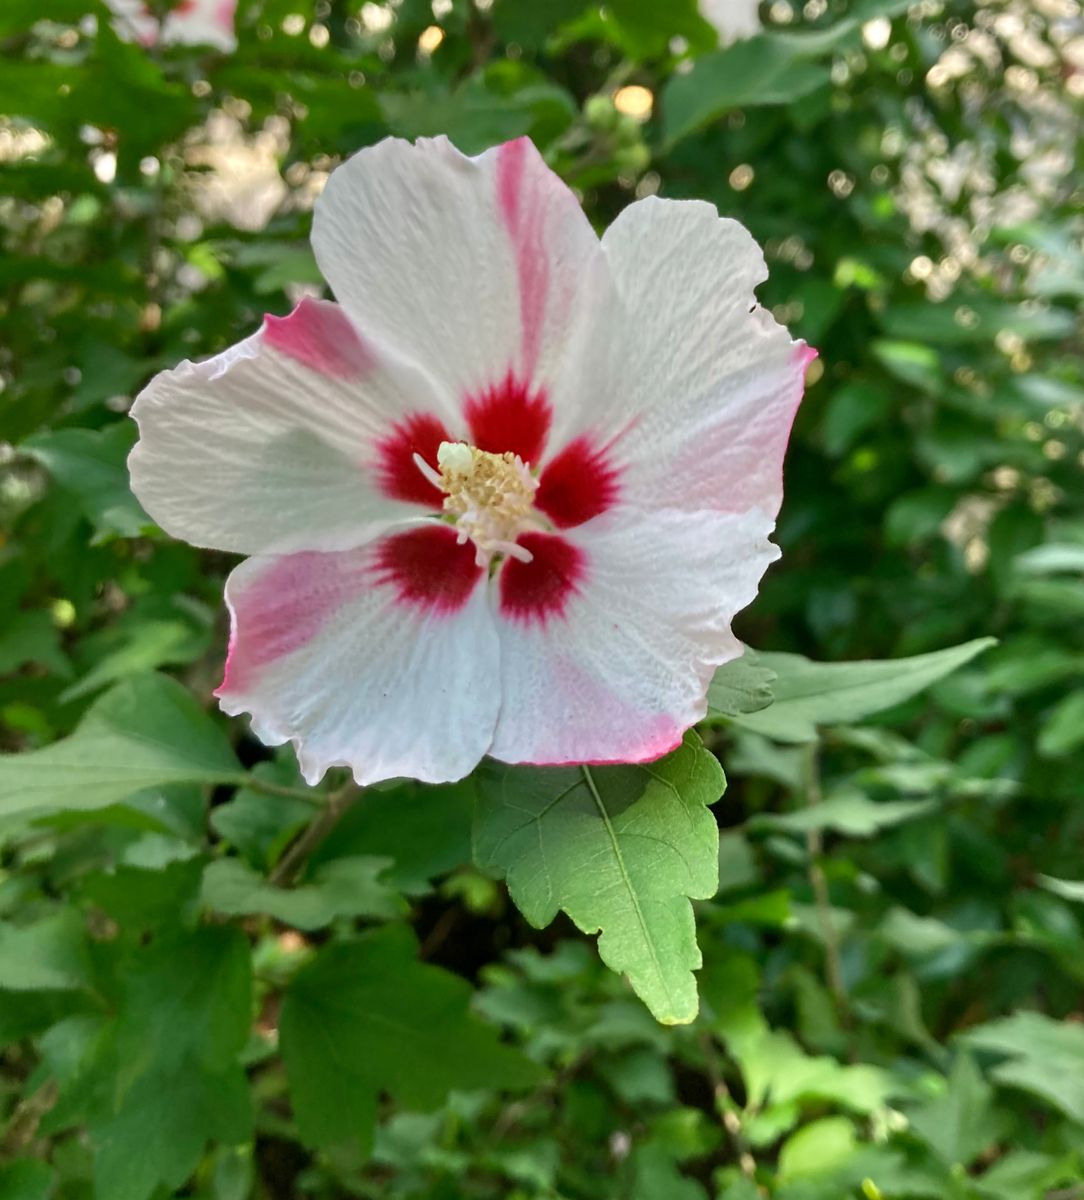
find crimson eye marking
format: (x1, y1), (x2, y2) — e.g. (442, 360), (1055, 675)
(535, 437), (620, 529)
(499, 532), (585, 624)
(374, 525), (484, 614)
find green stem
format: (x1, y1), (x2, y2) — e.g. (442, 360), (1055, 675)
(229, 774), (325, 806)
(268, 784), (360, 886)
(699, 1033), (757, 1178)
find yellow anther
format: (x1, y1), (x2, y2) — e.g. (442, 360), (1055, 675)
(424, 441), (543, 567)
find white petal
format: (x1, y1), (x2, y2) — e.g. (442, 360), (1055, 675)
(488, 505), (778, 765)
(600, 197), (811, 518)
(217, 528), (500, 786)
(312, 136), (610, 422)
(105, 0), (237, 50)
(700, 0), (761, 44)
(162, 0), (237, 51)
(129, 298), (454, 555)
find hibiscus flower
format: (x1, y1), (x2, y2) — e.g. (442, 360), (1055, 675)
(105, 0), (237, 52)
(129, 136), (811, 785)
(700, 0), (762, 44)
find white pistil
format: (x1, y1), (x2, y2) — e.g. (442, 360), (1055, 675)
(412, 452), (444, 491)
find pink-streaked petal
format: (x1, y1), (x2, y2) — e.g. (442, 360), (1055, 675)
(599, 197), (809, 519)
(311, 136), (611, 424)
(464, 371), (551, 465)
(374, 525), (484, 614)
(488, 505), (777, 767)
(498, 532), (583, 624)
(129, 298), (454, 556)
(217, 533), (500, 786)
(534, 436), (620, 529)
(263, 299), (374, 379)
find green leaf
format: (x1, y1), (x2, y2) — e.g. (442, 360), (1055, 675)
(629, 1144), (708, 1200)
(663, 1), (913, 143)
(1014, 543), (1084, 575)
(0, 0), (90, 34)
(908, 1054), (1001, 1167)
(381, 78), (576, 157)
(313, 779), (473, 893)
(704, 649), (776, 720)
(703, 951), (894, 1115)
(279, 924), (540, 1152)
(58, 615), (211, 704)
(877, 907), (974, 960)
(22, 423), (150, 541)
(976, 1150), (1079, 1200)
(1038, 690), (1084, 757)
(964, 1012), (1084, 1123)
(225, 242), (323, 294)
(46, 927), (253, 1200)
(0, 1160), (55, 1200)
(0, 609), (71, 677)
(663, 38), (829, 146)
(474, 732), (724, 1024)
(200, 856), (406, 930)
(750, 791), (937, 837)
(92, 1063), (250, 1200)
(0, 911), (93, 992)
(820, 381), (892, 458)
(210, 762), (314, 870)
(603, 0), (713, 59)
(778, 1116), (858, 1180)
(0, 673), (242, 818)
(491, 0), (589, 48)
(730, 640), (996, 743)
(1037, 874), (1084, 904)
(79, 859), (205, 934)
(881, 299), (1076, 346)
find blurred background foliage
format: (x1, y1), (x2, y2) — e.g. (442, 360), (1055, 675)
(2, 0), (1084, 1197)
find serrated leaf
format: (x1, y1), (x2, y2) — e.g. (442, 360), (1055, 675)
(92, 1061), (251, 1200)
(964, 1012), (1084, 1123)
(200, 855), (406, 930)
(704, 649), (776, 720)
(279, 924), (540, 1152)
(473, 732), (724, 1024)
(730, 639), (996, 743)
(0, 673), (242, 818)
(908, 1053), (1001, 1168)
(44, 927), (253, 1200)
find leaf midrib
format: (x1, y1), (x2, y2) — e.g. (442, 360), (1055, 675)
(580, 765), (672, 1010)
